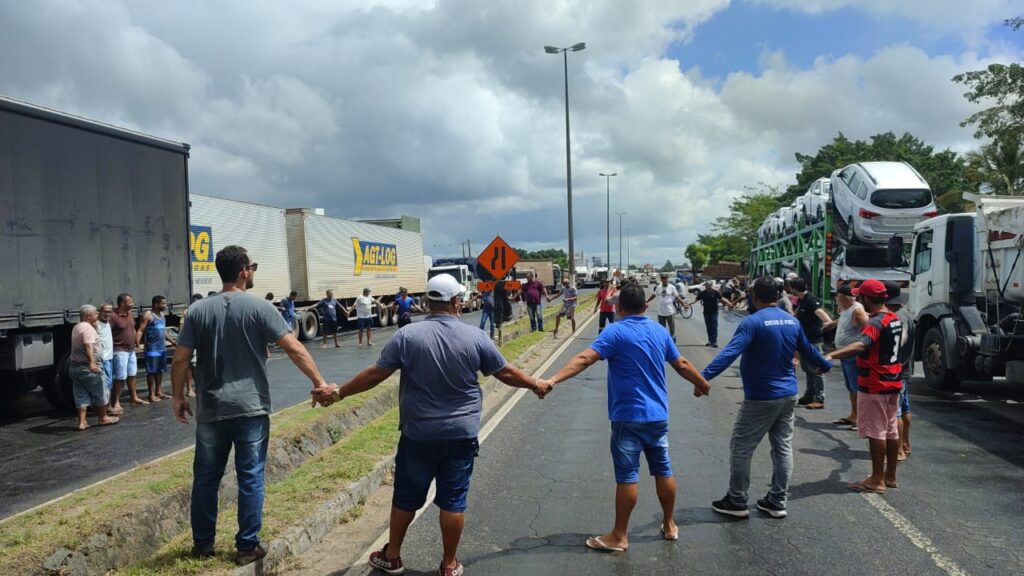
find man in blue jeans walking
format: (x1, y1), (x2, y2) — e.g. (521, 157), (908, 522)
(541, 280), (710, 552)
(171, 245), (334, 566)
(702, 276), (832, 518)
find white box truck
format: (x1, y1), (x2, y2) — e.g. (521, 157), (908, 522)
(0, 96), (191, 411)
(285, 208), (427, 339)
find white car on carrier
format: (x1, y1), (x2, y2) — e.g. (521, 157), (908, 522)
(830, 161), (938, 244)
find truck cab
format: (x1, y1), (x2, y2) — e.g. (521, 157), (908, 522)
(428, 264), (480, 311)
(898, 196), (1024, 389)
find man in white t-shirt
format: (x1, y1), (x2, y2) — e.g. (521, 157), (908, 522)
(355, 287), (383, 346)
(647, 274), (686, 341)
(96, 303), (115, 392)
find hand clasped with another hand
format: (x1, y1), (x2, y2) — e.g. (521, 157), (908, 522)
(310, 383), (341, 408)
(532, 378), (554, 399)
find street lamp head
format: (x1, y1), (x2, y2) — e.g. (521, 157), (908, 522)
(544, 46), (561, 54)
(571, 42), (586, 51)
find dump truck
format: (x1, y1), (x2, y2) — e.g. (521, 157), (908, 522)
(0, 96), (191, 411)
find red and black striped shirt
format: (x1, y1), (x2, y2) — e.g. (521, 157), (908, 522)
(856, 311), (904, 395)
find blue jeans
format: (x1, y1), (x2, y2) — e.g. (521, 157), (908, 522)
(800, 343), (825, 403)
(527, 303), (543, 332)
(704, 312), (719, 345)
(479, 308), (495, 338)
(191, 415), (270, 551)
(101, 359), (113, 391)
(598, 311), (615, 332)
(728, 396), (796, 507)
(610, 421), (672, 484)
(840, 358), (859, 393)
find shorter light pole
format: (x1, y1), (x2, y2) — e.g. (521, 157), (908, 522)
(616, 211), (627, 272)
(626, 228), (631, 273)
(600, 172), (617, 273)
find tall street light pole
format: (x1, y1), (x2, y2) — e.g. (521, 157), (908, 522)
(626, 227), (631, 274)
(616, 211), (627, 272)
(545, 42), (586, 278)
(599, 172), (617, 271)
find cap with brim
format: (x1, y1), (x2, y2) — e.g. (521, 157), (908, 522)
(426, 274), (467, 301)
(882, 280), (907, 305)
(836, 284), (854, 297)
(853, 279), (888, 299)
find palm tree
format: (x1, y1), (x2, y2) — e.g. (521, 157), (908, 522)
(965, 135), (1024, 195)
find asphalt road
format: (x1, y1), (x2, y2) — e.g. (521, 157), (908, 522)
(380, 308), (1024, 576)
(0, 308), (504, 520)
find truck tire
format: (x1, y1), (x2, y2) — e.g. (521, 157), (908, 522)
(922, 327), (960, 391)
(375, 305), (387, 327)
(41, 353), (76, 413)
(300, 311), (320, 341)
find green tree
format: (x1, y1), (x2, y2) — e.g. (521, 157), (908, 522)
(952, 19), (1023, 140)
(684, 243), (709, 271)
(514, 248), (568, 269)
(659, 260), (675, 273)
(965, 135), (1024, 195)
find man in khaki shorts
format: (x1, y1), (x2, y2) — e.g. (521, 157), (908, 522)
(826, 279), (904, 493)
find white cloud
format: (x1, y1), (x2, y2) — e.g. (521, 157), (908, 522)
(0, 0), (1011, 267)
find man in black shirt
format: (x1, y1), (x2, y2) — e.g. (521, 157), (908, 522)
(792, 277), (833, 409)
(686, 281), (732, 347)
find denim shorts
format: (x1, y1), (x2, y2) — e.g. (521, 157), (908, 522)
(146, 354), (168, 374)
(840, 358), (859, 393)
(897, 381), (911, 417)
(393, 434), (478, 513)
(101, 359), (113, 391)
(610, 420), (672, 484)
(71, 364), (109, 408)
(357, 317), (373, 330)
(112, 351), (138, 380)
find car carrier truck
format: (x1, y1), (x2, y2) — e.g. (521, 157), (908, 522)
(0, 96), (191, 411)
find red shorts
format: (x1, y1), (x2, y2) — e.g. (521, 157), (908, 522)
(857, 393), (899, 440)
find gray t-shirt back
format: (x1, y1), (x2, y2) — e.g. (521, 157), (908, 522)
(377, 314), (507, 441)
(178, 291), (291, 423)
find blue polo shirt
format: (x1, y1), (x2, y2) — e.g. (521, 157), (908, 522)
(590, 315), (680, 422)
(377, 314), (507, 440)
(701, 305), (831, 400)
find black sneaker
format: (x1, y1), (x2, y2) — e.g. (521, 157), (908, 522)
(190, 546), (215, 560)
(756, 498), (788, 519)
(712, 496), (750, 518)
(797, 396), (812, 406)
(234, 543), (267, 566)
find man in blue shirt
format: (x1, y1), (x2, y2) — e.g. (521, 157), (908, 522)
(542, 280), (710, 552)
(701, 276), (832, 519)
(281, 290), (298, 330)
(390, 287), (421, 328)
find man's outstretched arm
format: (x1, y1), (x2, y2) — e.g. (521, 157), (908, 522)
(670, 355), (711, 396)
(493, 364), (550, 397)
(546, 348), (601, 387)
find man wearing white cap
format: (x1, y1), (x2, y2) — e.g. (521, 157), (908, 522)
(355, 287), (382, 346)
(315, 273), (550, 576)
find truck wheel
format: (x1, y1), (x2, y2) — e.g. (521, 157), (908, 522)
(375, 306), (387, 327)
(922, 327), (960, 390)
(41, 353), (76, 413)
(300, 311), (320, 341)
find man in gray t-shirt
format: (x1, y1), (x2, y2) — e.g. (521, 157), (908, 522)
(317, 273), (550, 576)
(171, 245), (333, 566)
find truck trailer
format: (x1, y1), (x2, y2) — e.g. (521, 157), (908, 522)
(0, 96), (191, 410)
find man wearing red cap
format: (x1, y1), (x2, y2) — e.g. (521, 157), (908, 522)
(825, 279), (903, 493)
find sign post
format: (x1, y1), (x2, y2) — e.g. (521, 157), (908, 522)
(477, 236), (520, 344)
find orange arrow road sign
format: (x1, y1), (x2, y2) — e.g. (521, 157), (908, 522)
(478, 236), (519, 280)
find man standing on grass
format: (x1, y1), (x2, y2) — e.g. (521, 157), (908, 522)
(171, 245), (334, 566)
(137, 295), (174, 402)
(314, 273), (549, 576)
(548, 277), (578, 338)
(792, 277), (832, 410)
(523, 271), (547, 332)
(825, 279), (903, 494)
(539, 280), (710, 552)
(702, 277), (831, 519)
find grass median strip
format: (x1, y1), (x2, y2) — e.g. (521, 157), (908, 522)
(1, 295), (595, 575)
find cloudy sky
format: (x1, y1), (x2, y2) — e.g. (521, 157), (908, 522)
(2, 1), (1020, 268)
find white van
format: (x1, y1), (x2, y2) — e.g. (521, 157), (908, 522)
(830, 161), (938, 244)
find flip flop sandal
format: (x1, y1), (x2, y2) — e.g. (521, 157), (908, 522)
(847, 482), (886, 494)
(833, 418), (856, 425)
(659, 528), (679, 541)
(885, 482), (899, 489)
(586, 536), (626, 552)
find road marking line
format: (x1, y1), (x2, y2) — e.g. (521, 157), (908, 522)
(348, 311), (600, 575)
(862, 494), (971, 576)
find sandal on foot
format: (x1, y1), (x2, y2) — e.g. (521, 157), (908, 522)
(586, 536), (626, 552)
(848, 481), (886, 494)
(659, 527), (679, 541)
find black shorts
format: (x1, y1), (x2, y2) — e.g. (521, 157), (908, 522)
(324, 319), (338, 334)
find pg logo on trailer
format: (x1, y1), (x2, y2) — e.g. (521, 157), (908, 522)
(352, 237), (398, 275)
(190, 226), (214, 272)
